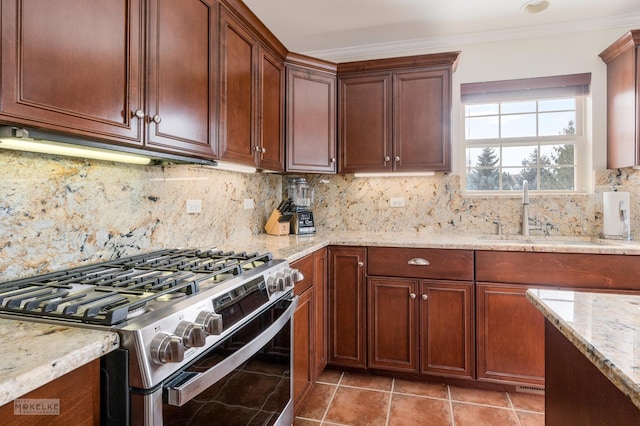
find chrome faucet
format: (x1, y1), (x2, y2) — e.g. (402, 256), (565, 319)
(619, 200), (633, 240)
(522, 180), (530, 236)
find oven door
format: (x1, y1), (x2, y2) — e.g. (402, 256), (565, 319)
(133, 295), (297, 426)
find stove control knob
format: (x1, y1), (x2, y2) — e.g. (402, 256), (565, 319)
(267, 275), (279, 293)
(196, 311), (223, 336)
(150, 332), (184, 364)
(285, 268), (304, 286)
(275, 272), (287, 292)
(175, 321), (207, 348)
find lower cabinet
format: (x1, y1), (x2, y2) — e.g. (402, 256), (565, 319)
(367, 277), (474, 379)
(291, 248), (327, 413)
(327, 246), (367, 369)
(475, 282), (548, 387)
(0, 359), (100, 426)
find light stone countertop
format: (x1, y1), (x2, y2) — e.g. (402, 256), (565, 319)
(527, 289), (640, 410)
(0, 319), (119, 407)
(3, 230), (640, 408)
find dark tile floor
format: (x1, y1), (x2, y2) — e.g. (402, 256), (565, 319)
(294, 371), (544, 426)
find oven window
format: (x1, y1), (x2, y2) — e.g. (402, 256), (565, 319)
(162, 301), (291, 425)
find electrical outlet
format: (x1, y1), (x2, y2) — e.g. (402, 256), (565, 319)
(186, 199), (202, 214)
(389, 197), (406, 208)
(244, 199), (254, 210)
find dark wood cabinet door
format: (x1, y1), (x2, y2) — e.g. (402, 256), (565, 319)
(145, 0), (217, 158)
(367, 277), (419, 373)
(0, 0), (143, 145)
(393, 68), (451, 171)
(328, 246), (366, 369)
(293, 287), (314, 413)
(257, 46), (285, 171)
(286, 67), (337, 173)
(420, 280), (474, 379)
(218, 7), (257, 166)
(476, 283), (546, 386)
(313, 248), (328, 377)
(338, 73), (392, 173)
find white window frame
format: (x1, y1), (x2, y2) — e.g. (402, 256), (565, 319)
(460, 74), (590, 195)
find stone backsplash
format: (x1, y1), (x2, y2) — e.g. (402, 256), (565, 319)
(1, 149), (639, 280)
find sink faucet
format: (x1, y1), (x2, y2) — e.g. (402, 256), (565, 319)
(619, 200), (633, 240)
(522, 180), (530, 236)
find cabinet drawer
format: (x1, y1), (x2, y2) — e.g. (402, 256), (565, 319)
(367, 247), (473, 280)
(476, 251), (640, 290)
(291, 253), (314, 295)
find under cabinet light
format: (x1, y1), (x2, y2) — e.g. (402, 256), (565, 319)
(212, 161), (257, 174)
(0, 127), (153, 165)
(353, 172), (436, 178)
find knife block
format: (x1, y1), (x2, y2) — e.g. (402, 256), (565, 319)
(264, 209), (290, 236)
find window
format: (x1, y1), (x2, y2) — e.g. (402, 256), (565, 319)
(461, 74), (590, 193)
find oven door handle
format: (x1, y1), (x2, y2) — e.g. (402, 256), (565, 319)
(164, 296), (298, 407)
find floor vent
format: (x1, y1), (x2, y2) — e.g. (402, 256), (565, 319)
(515, 385), (545, 395)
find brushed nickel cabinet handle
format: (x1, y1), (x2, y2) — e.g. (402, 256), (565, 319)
(408, 258), (429, 266)
(394, 156), (400, 162)
(357, 261), (364, 267)
(384, 156), (390, 162)
(133, 109), (145, 119)
(422, 294), (428, 301)
(409, 293), (416, 299)
(152, 114), (162, 124)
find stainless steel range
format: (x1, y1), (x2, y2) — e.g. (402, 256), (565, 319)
(0, 248), (300, 426)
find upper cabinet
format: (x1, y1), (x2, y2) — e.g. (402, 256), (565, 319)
(0, 0), (218, 160)
(599, 30), (640, 169)
(218, 1), (286, 171)
(338, 53), (460, 173)
(285, 53), (337, 173)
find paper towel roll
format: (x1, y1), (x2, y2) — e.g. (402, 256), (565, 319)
(603, 192), (630, 237)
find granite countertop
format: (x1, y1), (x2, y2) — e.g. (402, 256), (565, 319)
(527, 289), (640, 410)
(0, 319), (119, 407)
(226, 231), (640, 263)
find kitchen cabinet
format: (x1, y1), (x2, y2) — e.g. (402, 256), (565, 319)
(291, 248), (327, 413)
(367, 247), (474, 380)
(337, 52), (460, 173)
(0, 359), (100, 425)
(599, 30), (640, 169)
(313, 248), (328, 376)
(328, 246), (367, 370)
(285, 53), (337, 173)
(218, 4), (285, 171)
(0, 0), (218, 159)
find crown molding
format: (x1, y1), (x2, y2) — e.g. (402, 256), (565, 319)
(303, 12), (640, 63)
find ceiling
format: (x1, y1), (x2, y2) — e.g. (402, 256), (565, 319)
(243, 0), (640, 60)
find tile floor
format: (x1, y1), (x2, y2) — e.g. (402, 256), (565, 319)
(294, 370), (544, 426)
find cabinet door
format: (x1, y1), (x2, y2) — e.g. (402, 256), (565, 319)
(257, 47), (285, 171)
(286, 67), (337, 173)
(328, 246), (367, 369)
(368, 277), (419, 373)
(393, 68), (451, 171)
(476, 283), (546, 386)
(293, 287), (314, 413)
(313, 248), (328, 376)
(218, 7), (257, 166)
(145, 0), (217, 158)
(0, 0), (143, 145)
(338, 73), (392, 173)
(420, 280), (474, 379)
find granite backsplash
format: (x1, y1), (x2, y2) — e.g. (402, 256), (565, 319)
(1, 150), (638, 279)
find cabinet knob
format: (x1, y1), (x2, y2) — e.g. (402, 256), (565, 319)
(152, 114), (162, 124)
(395, 156), (400, 162)
(410, 293), (416, 299)
(253, 146), (260, 152)
(133, 109), (145, 119)
(384, 156), (390, 162)
(422, 294), (428, 301)
(330, 158), (336, 163)
(357, 261), (364, 267)
(408, 258), (430, 266)
(262, 147), (267, 153)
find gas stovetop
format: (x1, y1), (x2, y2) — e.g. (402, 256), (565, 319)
(0, 248), (272, 326)
(0, 247), (299, 389)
